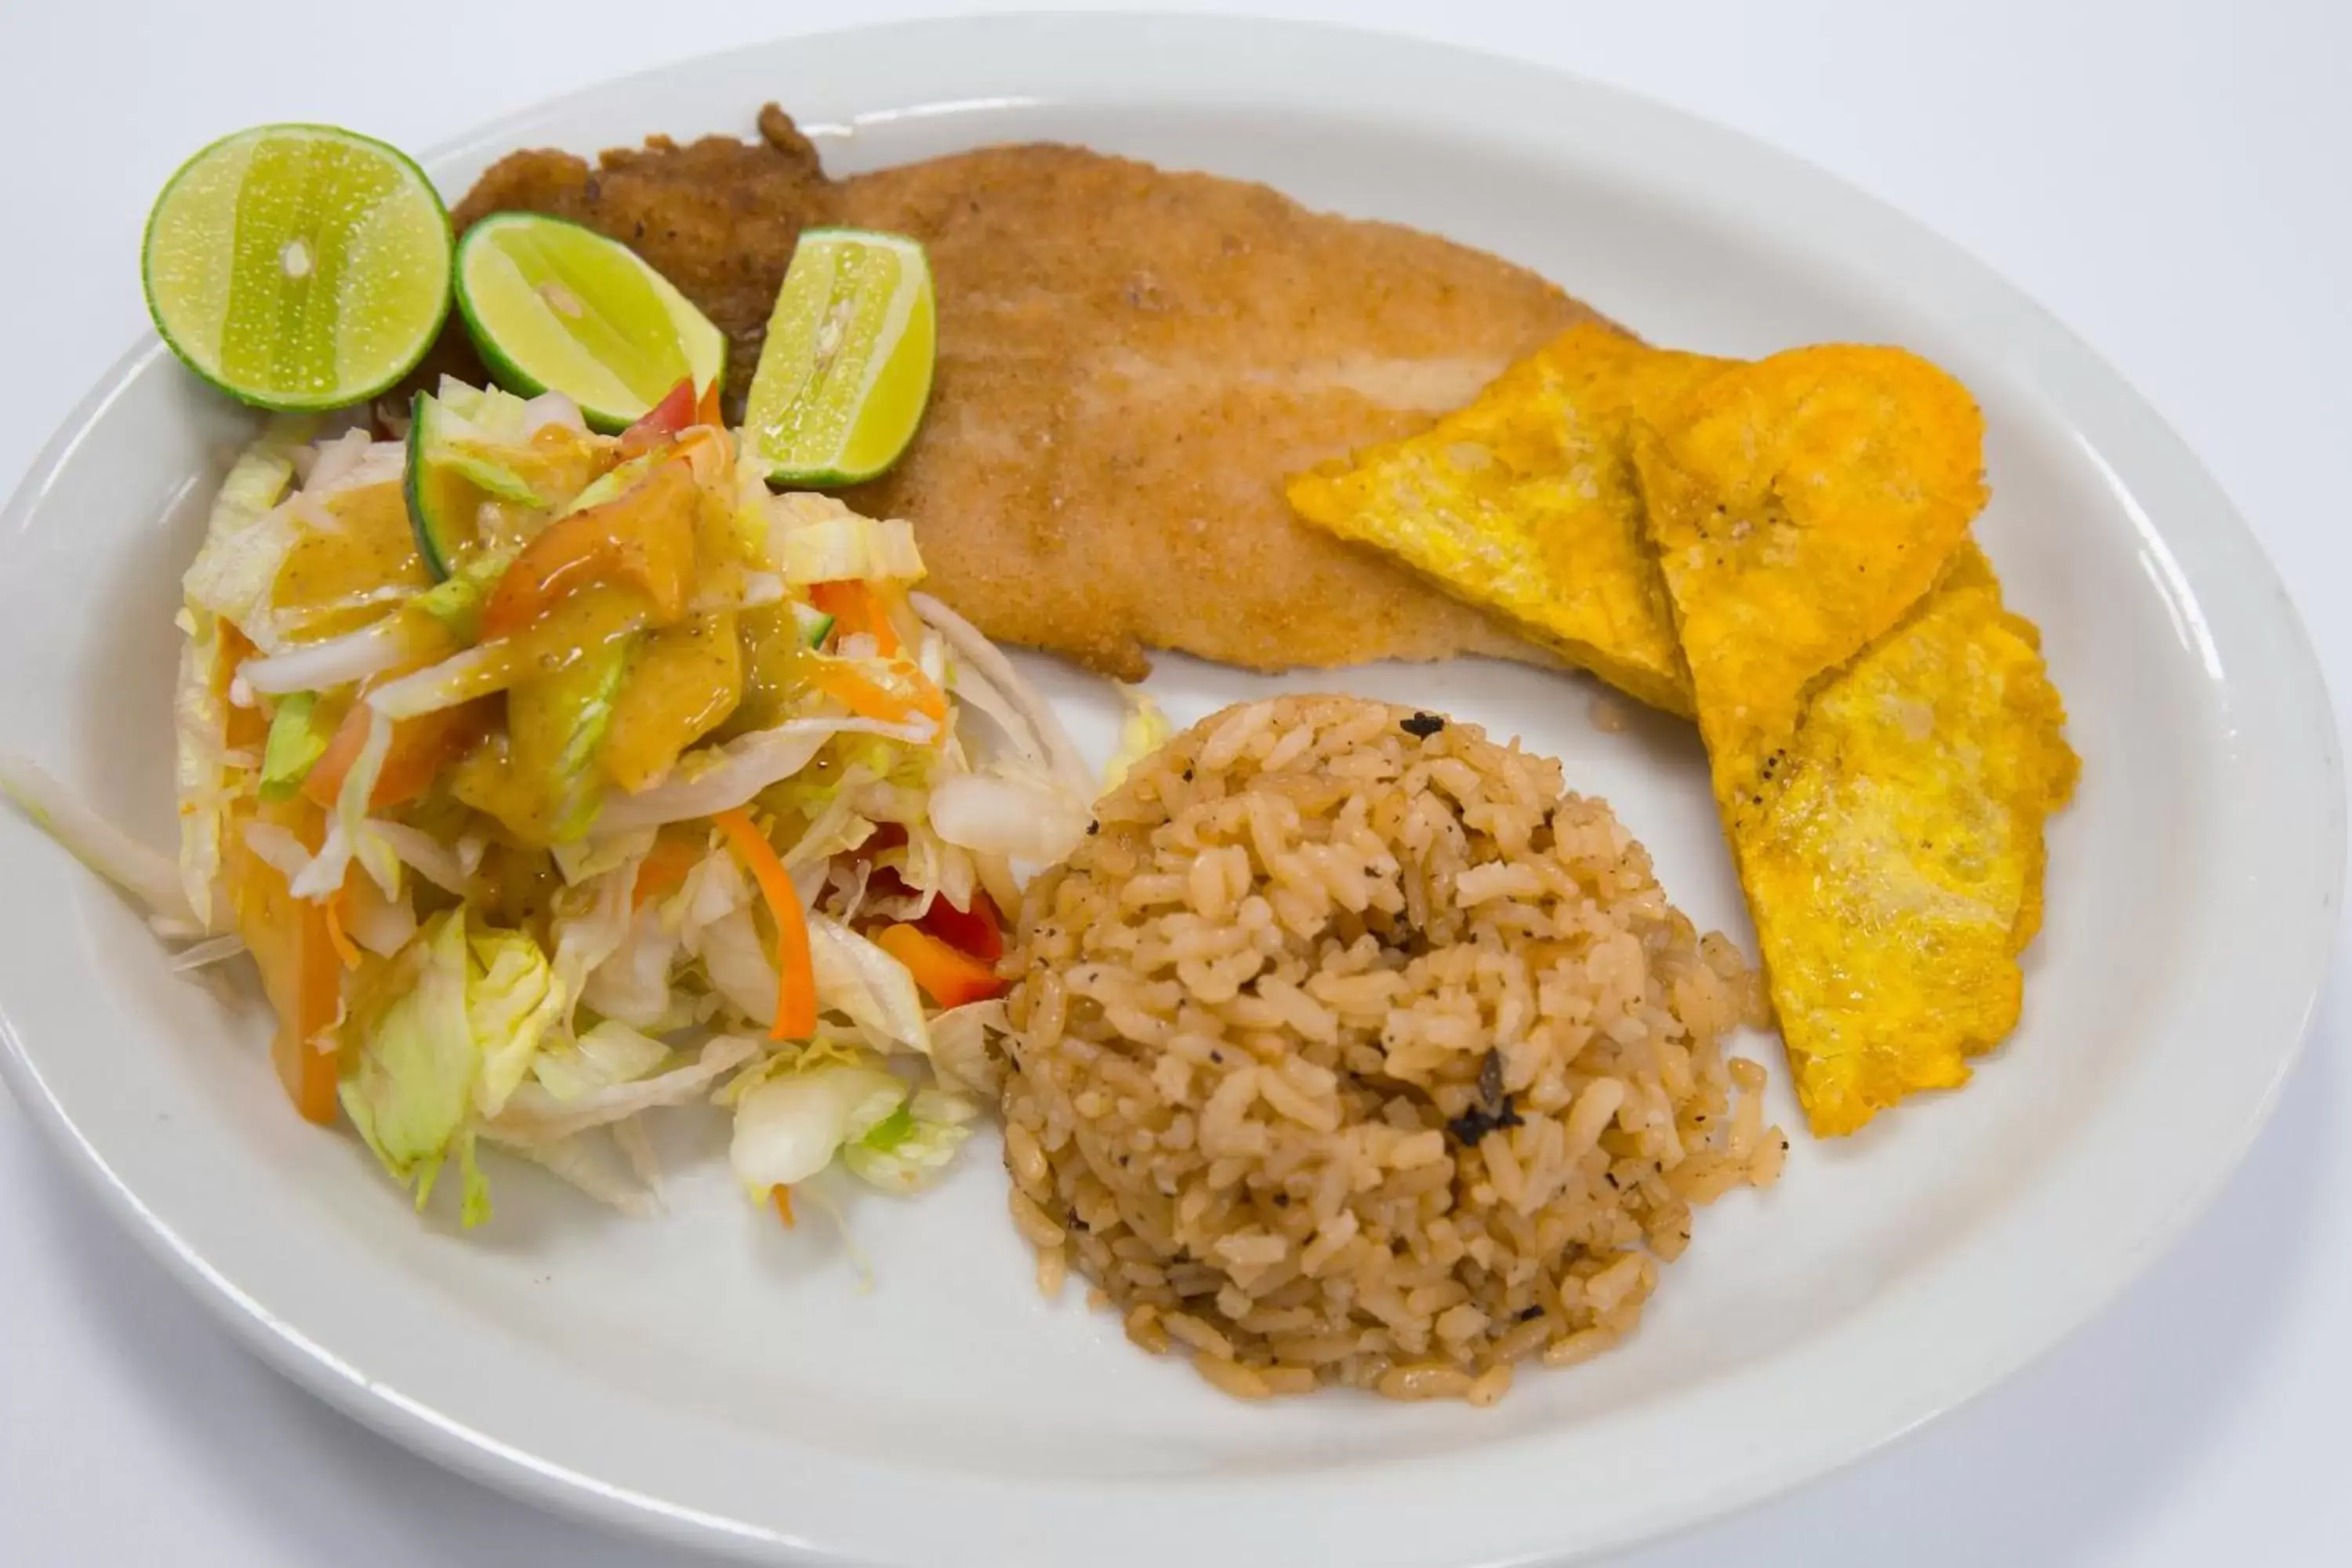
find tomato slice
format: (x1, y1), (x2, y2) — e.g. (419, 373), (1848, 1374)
(918, 889), (1004, 964)
(303, 697), (491, 811)
(620, 377), (697, 457)
(481, 459), (699, 639)
(223, 803), (343, 1124)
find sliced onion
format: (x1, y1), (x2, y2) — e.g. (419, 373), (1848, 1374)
(590, 716), (935, 835)
(368, 644), (510, 720)
(929, 771), (1091, 865)
(365, 819), (471, 895)
(0, 757), (198, 927)
(521, 390), (586, 436)
(166, 933), (249, 973)
(240, 821), (312, 882)
(336, 713), (398, 900)
(289, 818), (351, 901)
(942, 655), (1047, 770)
(911, 592), (1092, 797)
(342, 875), (416, 956)
(301, 428), (373, 495)
(240, 616), (412, 695)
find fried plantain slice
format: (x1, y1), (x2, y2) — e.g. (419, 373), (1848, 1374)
(1633, 344), (1988, 797)
(1287, 324), (1722, 715)
(1727, 544), (2078, 1134)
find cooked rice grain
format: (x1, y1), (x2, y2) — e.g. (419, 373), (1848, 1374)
(1001, 695), (1781, 1402)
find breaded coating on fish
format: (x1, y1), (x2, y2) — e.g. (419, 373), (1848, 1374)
(452, 107), (840, 402)
(448, 108), (1593, 677)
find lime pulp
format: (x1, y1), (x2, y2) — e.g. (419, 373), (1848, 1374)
(142, 123), (451, 412)
(453, 212), (724, 431)
(742, 228), (935, 487)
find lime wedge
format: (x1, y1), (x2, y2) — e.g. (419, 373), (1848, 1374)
(142, 124), (452, 412)
(454, 212), (724, 432)
(742, 229), (935, 487)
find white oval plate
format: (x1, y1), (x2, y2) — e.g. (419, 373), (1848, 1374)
(0, 15), (2338, 1568)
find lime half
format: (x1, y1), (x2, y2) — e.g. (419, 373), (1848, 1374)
(454, 212), (724, 432)
(743, 229), (935, 487)
(142, 124), (452, 412)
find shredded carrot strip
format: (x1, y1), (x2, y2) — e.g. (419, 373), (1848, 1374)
(771, 1185), (797, 1229)
(631, 833), (703, 909)
(808, 662), (943, 727)
(713, 808), (817, 1040)
(904, 664), (947, 724)
(810, 580), (902, 659)
(322, 887), (362, 970)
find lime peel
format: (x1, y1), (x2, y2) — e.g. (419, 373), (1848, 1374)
(743, 228), (936, 488)
(452, 212), (724, 433)
(142, 123), (452, 412)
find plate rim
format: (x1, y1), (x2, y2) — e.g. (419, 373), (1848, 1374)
(0, 12), (2341, 1566)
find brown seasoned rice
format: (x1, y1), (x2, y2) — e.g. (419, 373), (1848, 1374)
(1000, 695), (1784, 1401)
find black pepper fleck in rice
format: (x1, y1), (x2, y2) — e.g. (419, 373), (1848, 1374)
(1272, 1193), (1290, 1208)
(1399, 712), (1447, 739)
(1519, 1305), (1545, 1323)
(1446, 1094), (1523, 1146)
(1086, 821), (1099, 836)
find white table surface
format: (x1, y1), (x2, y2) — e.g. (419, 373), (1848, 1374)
(4, 2), (2346, 1563)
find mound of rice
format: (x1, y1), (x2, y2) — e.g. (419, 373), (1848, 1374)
(1000, 695), (1784, 1403)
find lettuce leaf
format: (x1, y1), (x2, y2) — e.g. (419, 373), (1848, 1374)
(770, 493), (926, 585)
(171, 609), (237, 929)
(841, 1085), (980, 1192)
(258, 693), (332, 802)
(182, 421), (309, 649)
(340, 910), (474, 1210)
(468, 924), (566, 1118)
(530, 1018), (671, 1102)
(728, 1058), (906, 1196)
(578, 902), (681, 1030)
(808, 916), (931, 1058)
(340, 909), (565, 1226)
(1102, 685), (1171, 793)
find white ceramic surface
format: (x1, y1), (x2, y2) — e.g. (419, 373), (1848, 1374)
(0, 14), (2337, 1568)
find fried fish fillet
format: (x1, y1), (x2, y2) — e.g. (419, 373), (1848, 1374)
(1286, 324), (1723, 716)
(452, 108), (1595, 677)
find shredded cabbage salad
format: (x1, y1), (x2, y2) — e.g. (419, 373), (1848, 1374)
(10, 379), (1100, 1231)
